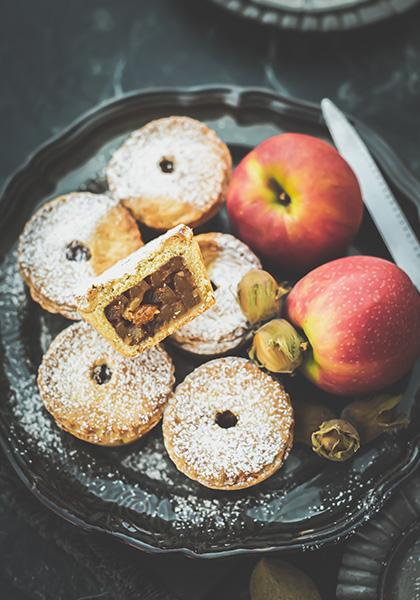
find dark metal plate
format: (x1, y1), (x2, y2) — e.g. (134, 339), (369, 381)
(208, 0), (420, 31)
(337, 469), (420, 600)
(0, 86), (419, 557)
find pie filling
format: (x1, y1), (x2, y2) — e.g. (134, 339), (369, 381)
(104, 257), (200, 346)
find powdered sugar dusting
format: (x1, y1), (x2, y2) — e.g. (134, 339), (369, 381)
(0, 109), (412, 555)
(121, 434), (176, 485)
(171, 233), (261, 354)
(18, 193), (121, 317)
(163, 357), (293, 487)
(107, 116), (230, 213)
(0, 250), (64, 454)
(38, 321), (175, 443)
(0, 250), (399, 548)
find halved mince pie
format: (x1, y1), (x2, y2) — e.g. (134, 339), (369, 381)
(76, 225), (215, 357)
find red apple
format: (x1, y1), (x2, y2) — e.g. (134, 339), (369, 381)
(226, 133), (363, 273)
(286, 256), (420, 396)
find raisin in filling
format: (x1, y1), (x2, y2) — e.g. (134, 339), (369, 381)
(104, 257), (200, 346)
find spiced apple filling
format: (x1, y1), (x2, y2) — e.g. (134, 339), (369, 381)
(104, 257), (200, 346)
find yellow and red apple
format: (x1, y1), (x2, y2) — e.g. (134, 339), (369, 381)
(226, 133), (364, 273)
(286, 256), (420, 396)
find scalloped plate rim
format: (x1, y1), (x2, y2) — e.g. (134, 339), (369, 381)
(206, 0), (420, 31)
(336, 469), (420, 599)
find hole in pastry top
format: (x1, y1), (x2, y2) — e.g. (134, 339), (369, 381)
(65, 240), (92, 262)
(215, 410), (238, 429)
(159, 157), (175, 173)
(91, 363), (112, 385)
(104, 257), (200, 346)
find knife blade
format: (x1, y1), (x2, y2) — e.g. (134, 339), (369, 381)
(321, 98), (420, 291)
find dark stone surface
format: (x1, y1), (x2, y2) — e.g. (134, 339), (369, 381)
(2, 0), (420, 190)
(0, 0), (419, 598)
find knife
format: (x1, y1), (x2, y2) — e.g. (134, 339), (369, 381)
(321, 98), (420, 291)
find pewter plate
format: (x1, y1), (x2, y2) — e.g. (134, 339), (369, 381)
(0, 86), (419, 557)
(337, 470), (420, 600)
(208, 0), (420, 31)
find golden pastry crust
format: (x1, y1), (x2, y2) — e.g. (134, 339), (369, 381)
(77, 224), (215, 358)
(18, 193), (142, 320)
(38, 321), (175, 446)
(163, 357), (294, 490)
(106, 116), (232, 230)
(89, 205), (143, 274)
(171, 233), (261, 356)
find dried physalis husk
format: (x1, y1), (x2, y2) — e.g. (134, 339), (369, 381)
(312, 419), (360, 462)
(341, 393), (408, 443)
(249, 318), (307, 374)
(293, 398), (335, 446)
(238, 269), (289, 324)
(250, 558), (321, 600)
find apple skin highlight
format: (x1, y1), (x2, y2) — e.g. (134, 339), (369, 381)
(226, 133), (364, 273)
(286, 256), (420, 396)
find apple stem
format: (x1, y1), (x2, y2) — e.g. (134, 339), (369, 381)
(267, 177), (291, 207)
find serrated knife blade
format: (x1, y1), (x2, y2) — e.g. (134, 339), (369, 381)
(321, 98), (420, 291)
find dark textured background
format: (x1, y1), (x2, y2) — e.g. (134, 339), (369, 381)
(1, 1), (420, 598)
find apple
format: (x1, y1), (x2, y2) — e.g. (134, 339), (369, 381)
(226, 133), (364, 273)
(286, 256), (420, 396)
